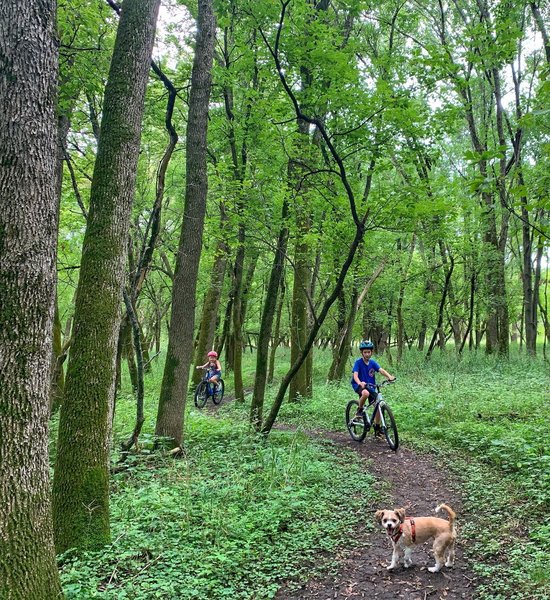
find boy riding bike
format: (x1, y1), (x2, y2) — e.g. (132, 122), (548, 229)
(196, 350), (222, 389)
(352, 340), (395, 431)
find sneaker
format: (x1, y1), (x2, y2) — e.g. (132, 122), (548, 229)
(373, 424), (383, 437)
(355, 409), (365, 417)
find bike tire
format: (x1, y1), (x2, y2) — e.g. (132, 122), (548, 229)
(379, 402), (399, 451)
(346, 399), (368, 442)
(212, 379), (225, 405)
(194, 381), (209, 409)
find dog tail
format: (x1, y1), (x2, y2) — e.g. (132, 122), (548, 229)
(436, 503), (456, 534)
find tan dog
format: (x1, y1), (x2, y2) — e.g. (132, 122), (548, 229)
(375, 504), (456, 572)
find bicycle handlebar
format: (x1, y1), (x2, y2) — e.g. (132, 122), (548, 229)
(376, 378), (397, 390)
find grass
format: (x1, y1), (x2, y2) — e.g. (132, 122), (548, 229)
(54, 346), (549, 599)
(55, 357), (379, 599)
(220, 346), (549, 599)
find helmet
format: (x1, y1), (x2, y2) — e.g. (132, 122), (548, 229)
(207, 351), (218, 358)
(359, 340), (374, 351)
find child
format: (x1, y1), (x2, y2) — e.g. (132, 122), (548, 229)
(196, 350), (222, 388)
(351, 340), (395, 428)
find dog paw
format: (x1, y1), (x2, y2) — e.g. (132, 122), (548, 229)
(445, 561), (454, 568)
(387, 565), (397, 571)
(428, 566), (440, 573)
(404, 562), (413, 568)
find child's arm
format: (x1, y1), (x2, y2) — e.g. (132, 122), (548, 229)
(379, 367), (395, 381)
(197, 362), (208, 369)
(353, 371), (365, 386)
(216, 359), (221, 370)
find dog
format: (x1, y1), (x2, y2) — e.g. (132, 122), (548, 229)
(375, 504), (456, 573)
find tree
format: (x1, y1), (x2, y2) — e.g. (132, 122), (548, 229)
(0, 1), (64, 597)
(53, 0), (161, 552)
(155, 0), (216, 447)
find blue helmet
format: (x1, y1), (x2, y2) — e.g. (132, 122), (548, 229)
(359, 340), (374, 351)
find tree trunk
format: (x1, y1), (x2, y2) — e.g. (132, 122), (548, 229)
(53, 0), (161, 553)
(288, 124), (312, 402)
(231, 232), (246, 402)
(250, 199), (289, 429)
(0, 0), (63, 595)
(397, 236), (416, 362)
(426, 255), (455, 359)
(155, 0), (216, 446)
(268, 278), (286, 384)
(288, 229), (310, 401)
(50, 300), (66, 414)
(328, 260), (385, 381)
(192, 232), (228, 386)
(521, 193), (537, 355)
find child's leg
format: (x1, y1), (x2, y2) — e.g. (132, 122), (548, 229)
(357, 389), (369, 413)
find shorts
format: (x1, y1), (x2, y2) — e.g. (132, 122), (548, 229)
(208, 369), (221, 381)
(352, 383), (378, 403)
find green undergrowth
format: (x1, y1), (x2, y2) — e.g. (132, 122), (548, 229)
(58, 412), (378, 599)
(220, 347), (549, 599)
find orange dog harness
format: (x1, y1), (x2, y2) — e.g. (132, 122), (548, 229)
(389, 518), (416, 543)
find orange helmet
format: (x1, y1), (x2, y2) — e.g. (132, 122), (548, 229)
(207, 351), (218, 358)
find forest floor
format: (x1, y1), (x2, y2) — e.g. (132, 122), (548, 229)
(274, 428), (477, 600)
(210, 397), (479, 600)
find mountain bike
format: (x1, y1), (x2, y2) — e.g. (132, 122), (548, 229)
(345, 379), (398, 450)
(194, 369), (225, 408)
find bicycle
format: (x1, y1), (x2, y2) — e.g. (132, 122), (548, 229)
(345, 379), (399, 450)
(194, 369), (225, 408)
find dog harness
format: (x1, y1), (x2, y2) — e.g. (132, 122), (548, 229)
(389, 518), (416, 544)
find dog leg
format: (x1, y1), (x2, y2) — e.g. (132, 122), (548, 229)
(445, 541), (456, 567)
(387, 546), (401, 570)
(403, 548), (413, 568)
(428, 548), (444, 573)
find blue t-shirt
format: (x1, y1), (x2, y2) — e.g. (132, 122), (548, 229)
(351, 357), (380, 390)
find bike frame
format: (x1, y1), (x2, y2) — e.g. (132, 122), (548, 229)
(201, 369), (218, 393)
(346, 378), (398, 449)
(365, 389), (387, 428)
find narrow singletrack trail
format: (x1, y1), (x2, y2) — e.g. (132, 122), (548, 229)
(204, 397), (479, 599)
(275, 428), (478, 600)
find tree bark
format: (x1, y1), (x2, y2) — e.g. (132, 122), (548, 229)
(155, 0), (216, 446)
(397, 236), (416, 362)
(268, 278), (286, 384)
(53, 0), (161, 553)
(250, 199), (289, 429)
(191, 228), (228, 386)
(0, 1), (63, 596)
(426, 255), (455, 359)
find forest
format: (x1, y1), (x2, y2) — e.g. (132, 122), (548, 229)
(0, 0), (548, 598)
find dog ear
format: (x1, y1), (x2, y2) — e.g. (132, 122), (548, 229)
(375, 510), (384, 523)
(395, 508), (406, 523)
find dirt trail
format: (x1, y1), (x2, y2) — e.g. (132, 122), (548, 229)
(206, 396), (478, 599)
(275, 429), (478, 600)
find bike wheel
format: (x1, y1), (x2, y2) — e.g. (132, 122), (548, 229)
(345, 400), (368, 442)
(212, 379), (225, 405)
(379, 402), (399, 451)
(194, 381), (208, 409)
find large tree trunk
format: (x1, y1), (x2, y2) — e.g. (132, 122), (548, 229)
(53, 0), (161, 553)
(288, 123), (312, 402)
(0, 1), (63, 596)
(155, 0), (216, 446)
